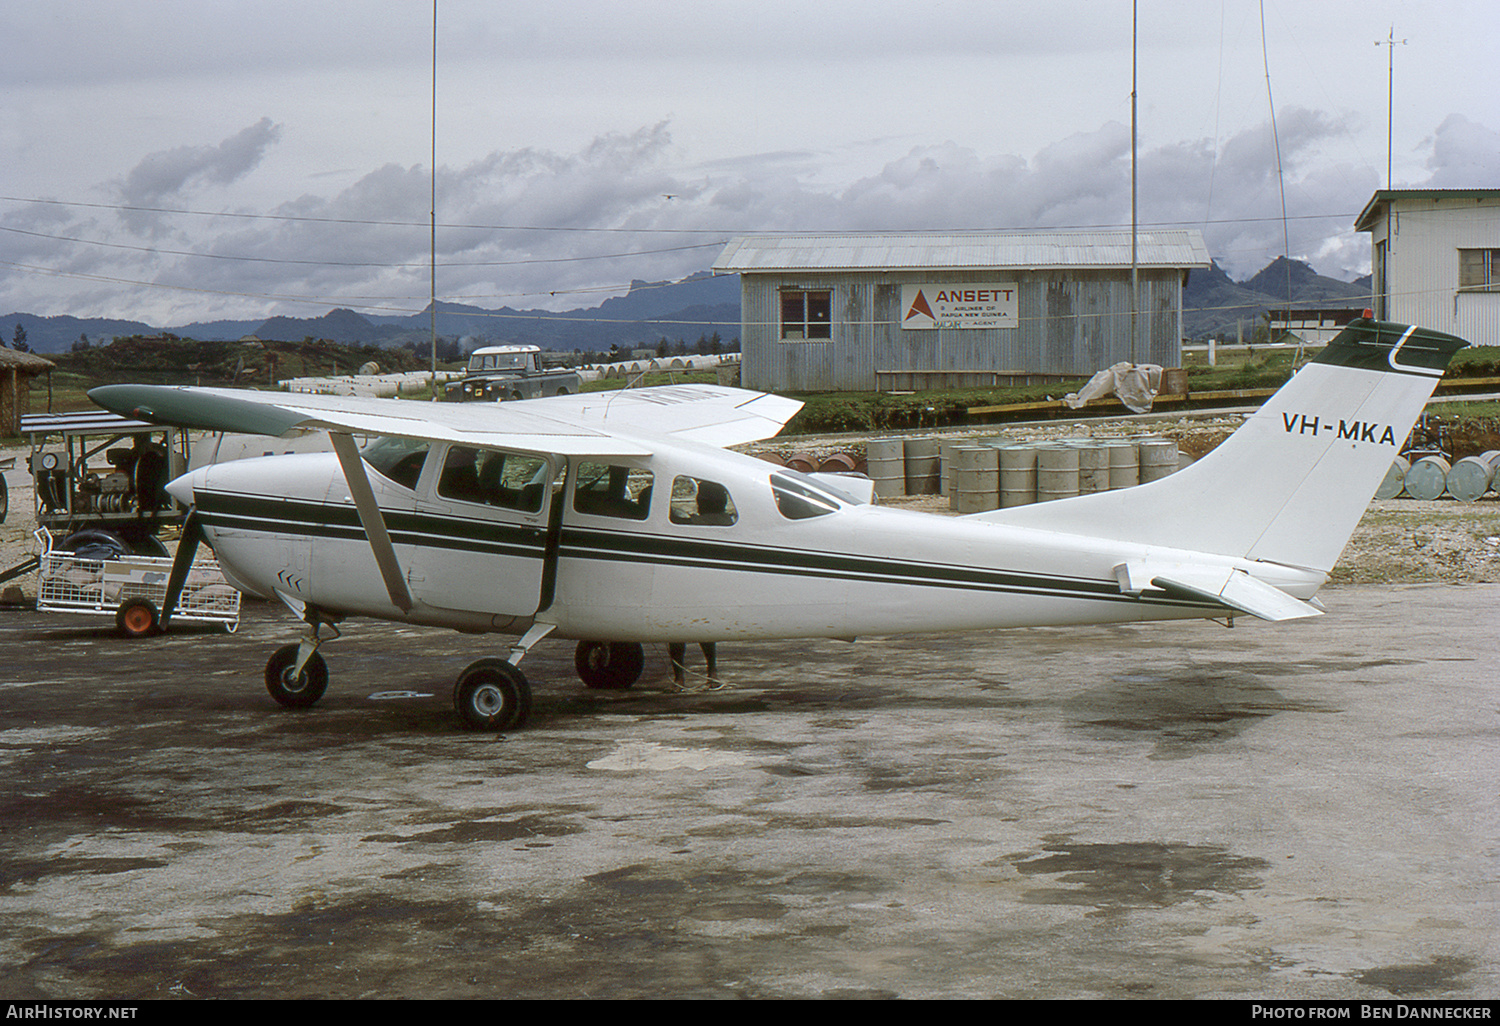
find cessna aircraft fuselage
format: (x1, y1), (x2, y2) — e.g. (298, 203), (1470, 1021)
(171, 433), (1314, 645)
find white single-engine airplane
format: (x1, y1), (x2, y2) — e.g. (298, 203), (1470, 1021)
(90, 318), (1468, 732)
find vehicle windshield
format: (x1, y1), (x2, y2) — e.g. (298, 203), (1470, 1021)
(470, 352), (529, 372)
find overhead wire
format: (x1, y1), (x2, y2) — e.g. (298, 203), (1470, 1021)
(0, 190), (1358, 238)
(0, 193), (730, 234)
(0, 190), (1368, 325)
(0, 223), (727, 268)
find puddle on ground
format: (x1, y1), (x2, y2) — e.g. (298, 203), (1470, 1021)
(1357, 955), (1474, 996)
(1006, 834), (1269, 916)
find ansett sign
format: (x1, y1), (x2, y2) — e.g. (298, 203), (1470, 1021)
(901, 283), (1018, 330)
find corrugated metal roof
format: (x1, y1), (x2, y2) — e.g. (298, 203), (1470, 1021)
(21, 410), (159, 435)
(713, 230), (1210, 272)
(1354, 188), (1500, 232)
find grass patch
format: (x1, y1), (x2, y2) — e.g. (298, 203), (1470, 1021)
(1427, 401), (1500, 418)
(1185, 349), (1299, 391)
(1452, 345), (1500, 376)
(785, 383), (1086, 434)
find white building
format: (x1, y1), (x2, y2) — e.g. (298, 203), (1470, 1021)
(1355, 189), (1500, 346)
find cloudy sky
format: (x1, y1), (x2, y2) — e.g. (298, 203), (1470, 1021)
(3, 0), (1498, 327)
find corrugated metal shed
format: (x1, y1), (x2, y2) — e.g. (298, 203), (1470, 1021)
(715, 230), (1208, 392)
(715, 230), (1209, 273)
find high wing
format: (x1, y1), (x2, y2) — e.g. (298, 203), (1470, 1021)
(88, 382), (803, 454)
(519, 385), (803, 448)
(91, 380), (803, 622)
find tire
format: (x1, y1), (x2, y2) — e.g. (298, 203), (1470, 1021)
(126, 534), (170, 558)
(574, 641), (645, 690)
(115, 598), (159, 638)
(265, 644), (329, 709)
(453, 658), (531, 732)
(0, 478), (7, 525)
(60, 529), (128, 560)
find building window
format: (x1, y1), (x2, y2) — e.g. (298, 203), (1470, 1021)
(1458, 248), (1500, 291)
(780, 290), (832, 340)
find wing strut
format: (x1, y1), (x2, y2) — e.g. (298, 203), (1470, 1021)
(329, 432), (414, 613)
(158, 507), (205, 630)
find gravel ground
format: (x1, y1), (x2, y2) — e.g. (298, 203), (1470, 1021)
(4, 425), (1498, 603)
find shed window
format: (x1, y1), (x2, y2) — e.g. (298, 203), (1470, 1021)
(780, 290), (832, 340)
(1459, 249), (1500, 291)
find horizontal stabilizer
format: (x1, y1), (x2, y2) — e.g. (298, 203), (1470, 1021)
(1115, 561), (1321, 621)
(1150, 571), (1323, 622)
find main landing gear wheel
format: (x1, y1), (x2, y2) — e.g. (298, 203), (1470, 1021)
(265, 644), (329, 709)
(454, 659), (532, 732)
(574, 641), (645, 690)
(115, 598), (160, 638)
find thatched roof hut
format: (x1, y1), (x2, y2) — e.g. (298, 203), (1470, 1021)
(0, 348), (56, 436)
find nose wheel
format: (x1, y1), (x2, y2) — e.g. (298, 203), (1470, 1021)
(265, 643), (329, 708)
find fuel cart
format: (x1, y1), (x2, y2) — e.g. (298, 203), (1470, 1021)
(10, 410), (240, 635)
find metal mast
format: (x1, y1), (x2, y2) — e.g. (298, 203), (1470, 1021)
(1378, 26), (1407, 190)
(1130, 0), (1139, 364)
(430, 0), (439, 399)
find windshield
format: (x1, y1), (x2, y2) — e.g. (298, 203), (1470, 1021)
(360, 436), (430, 489)
(770, 471), (849, 520)
(469, 352), (529, 372)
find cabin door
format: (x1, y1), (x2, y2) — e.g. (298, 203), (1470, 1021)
(403, 445), (560, 619)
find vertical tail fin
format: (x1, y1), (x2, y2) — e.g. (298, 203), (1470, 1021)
(978, 319), (1469, 573)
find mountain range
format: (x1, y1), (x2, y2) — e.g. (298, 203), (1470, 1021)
(4, 260), (1369, 356)
(1181, 257), (1370, 339)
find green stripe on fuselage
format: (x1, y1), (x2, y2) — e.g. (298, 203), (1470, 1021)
(191, 490), (1223, 613)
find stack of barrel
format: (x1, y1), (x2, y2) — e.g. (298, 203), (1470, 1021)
(864, 435), (1183, 512)
(1376, 451), (1500, 502)
(866, 437), (943, 499)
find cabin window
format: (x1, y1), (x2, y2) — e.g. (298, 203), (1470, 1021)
(669, 476), (738, 527)
(770, 472), (847, 520)
(438, 446), (550, 513)
(574, 463), (654, 520)
(361, 436), (431, 490)
(1458, 248), (1500, 291)
(780, 289), (832, 340)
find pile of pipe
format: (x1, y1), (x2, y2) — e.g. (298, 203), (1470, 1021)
(281, 371), (459, 397)
(1375, 451), (1500, 502)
